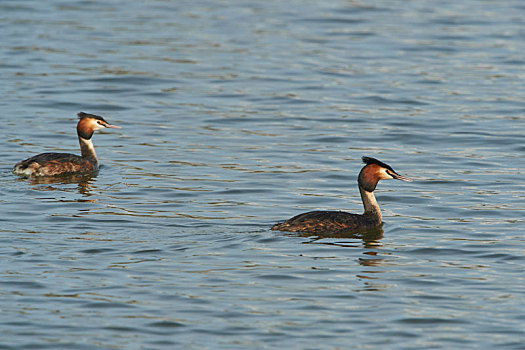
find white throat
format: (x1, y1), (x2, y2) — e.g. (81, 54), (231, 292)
(359, 185), (382, 223)
(79, 136), (98, 165)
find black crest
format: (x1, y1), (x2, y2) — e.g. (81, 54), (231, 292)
(362, 156), (395, 172)
(77, 112), (107, 123)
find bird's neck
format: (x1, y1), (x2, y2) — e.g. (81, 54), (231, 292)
(79, 136), (98, 166)
(359, 185), (382, 224)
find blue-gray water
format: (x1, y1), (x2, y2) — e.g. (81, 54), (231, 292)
(1, 0), (524, 349)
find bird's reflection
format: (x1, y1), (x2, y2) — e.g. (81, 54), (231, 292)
(297, 226), (384, 248)
(17, 171), (98, 196)
(294, 226), (389, 291)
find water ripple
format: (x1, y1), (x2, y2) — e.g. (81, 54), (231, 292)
(1, 0), (524, 349)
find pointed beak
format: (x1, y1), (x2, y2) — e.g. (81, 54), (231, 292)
(104, 123), (121, 129)
(391, 172), (412, 182)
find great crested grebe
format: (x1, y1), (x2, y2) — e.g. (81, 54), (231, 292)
(13, 112), (121, 177)
(272, 157), (412, 234)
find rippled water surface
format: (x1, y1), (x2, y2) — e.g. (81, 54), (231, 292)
(1, 0), (524, 349)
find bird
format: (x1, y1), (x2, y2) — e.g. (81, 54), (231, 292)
(13, 112), (121, 177)
(272, 156), (412, 234)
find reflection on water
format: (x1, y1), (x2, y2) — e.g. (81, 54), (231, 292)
(299, 226), (384, 248)
(16, 172), (98, 196)
(299, 227), (387, 291)
(358, 251), (384, 267)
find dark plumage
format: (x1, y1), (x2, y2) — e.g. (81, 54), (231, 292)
(272, 210), (379, 234)
(13, 112), (120, 177)
(272, 157), (412, 234)
(13, 152), (96, 177)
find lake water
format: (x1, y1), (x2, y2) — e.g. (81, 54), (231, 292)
(1, 0), (524, 348)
